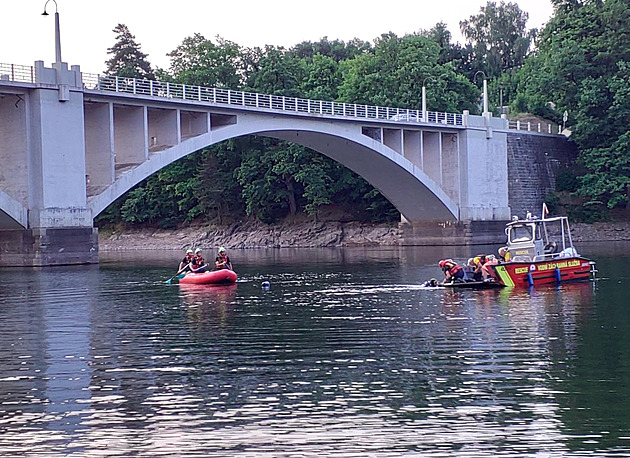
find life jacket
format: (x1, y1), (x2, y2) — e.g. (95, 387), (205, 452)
(192, 255), (204, 267)
(442, 260), (462, 275)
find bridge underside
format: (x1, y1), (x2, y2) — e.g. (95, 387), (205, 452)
(263, 130), (458, 222)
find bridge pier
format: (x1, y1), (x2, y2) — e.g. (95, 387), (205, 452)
(0, 61), (98, 267)
(399, 220), (509, 246)
(0, 227), (98, 267)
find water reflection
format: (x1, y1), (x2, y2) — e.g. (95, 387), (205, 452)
(181, 283), (238, 331)
(0, 244), (628, 455)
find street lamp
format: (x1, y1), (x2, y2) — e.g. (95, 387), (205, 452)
(42, 0), (62, 64)
(422, 76), (435, 122)
(474, 71), (488, 114)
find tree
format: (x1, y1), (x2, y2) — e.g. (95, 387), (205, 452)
(291, 37), (371, 62)
(196, 144), (245, 224)
(514, 0), (630, 211)
(338, 32), (479, 113)
(167, 34), (243, 88)
(460, 1), (535, 78)
(104, 24), (154, 79)
(422, 22), (464, 66)
(244, 45), (302, 96)
(300, 53), (342, 101)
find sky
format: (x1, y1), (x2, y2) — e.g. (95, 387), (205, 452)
(3, 0), (554, 75)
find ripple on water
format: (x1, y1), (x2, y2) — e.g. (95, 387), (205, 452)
(0, 252), (627, 455)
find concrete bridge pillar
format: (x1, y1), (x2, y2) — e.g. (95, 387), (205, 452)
(0, 61), (97, 267)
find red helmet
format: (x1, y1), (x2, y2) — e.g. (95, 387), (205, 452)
(438, 260), (447, 268)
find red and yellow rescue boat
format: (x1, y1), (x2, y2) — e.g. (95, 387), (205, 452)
(489, 213), (596, 287)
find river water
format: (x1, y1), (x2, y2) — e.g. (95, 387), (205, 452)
(0, 242), (629, 456)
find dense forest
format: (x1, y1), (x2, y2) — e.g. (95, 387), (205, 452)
(97, 0), (630, 229)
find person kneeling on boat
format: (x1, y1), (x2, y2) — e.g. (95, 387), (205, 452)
(462, 258), (476, 281)
(215, 246), (233, 270)
(471, 255), (487, 281)
(481, 255), (499, 282)
(179, 248), (194, 272)
(191, 248), (208, 273)
(439, 259), (465, 284)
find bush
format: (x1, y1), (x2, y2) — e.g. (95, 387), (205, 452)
(555, 169), (580, 193)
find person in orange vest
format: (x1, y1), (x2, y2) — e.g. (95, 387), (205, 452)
(191, 248), (208, 273)
(215, 246), (233, 270)
(438, 259), (465, 284)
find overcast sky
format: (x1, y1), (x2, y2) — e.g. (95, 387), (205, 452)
(3, 0), (554, 75)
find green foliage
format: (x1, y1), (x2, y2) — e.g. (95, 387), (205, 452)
(291, 37), (371, 62)
(515, 0), (630, 210)
(300, 54), (342, 100)
(99, 2), (628, 227)
(566, 202), (610, 223)
(167, 34), (243, 88)
(244, 46), (302, 96)
(105, 24), (154, 79)
(459, 1), (535, 78)
(196, 144), (245, 224)
(337, 33), (478, 113)
(555, 168), (580, 193)
(116, 154), (203, 228)
(577, 131), (630, 208)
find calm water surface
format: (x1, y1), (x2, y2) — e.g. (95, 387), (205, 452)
(0, 243), (629, 456)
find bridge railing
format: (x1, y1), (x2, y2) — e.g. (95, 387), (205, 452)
(80, 73), (465, 127)
(507, 119), (562, 135)
(1, 62), (560, 134)
(0, 63), (36, 83)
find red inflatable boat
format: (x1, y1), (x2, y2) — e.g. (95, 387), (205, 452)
(179, 269), (237, 285)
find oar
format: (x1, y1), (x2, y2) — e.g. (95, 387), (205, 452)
(166, 262), (191, 284)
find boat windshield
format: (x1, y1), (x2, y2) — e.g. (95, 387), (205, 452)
(509, 224), (534, 243)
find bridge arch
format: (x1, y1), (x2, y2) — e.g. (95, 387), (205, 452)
(0, 189), (28, 229)
(88, 114), (459, 222)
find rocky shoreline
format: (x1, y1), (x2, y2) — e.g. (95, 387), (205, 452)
(98, 219), (630, 251)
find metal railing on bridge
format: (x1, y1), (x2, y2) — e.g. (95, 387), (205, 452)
(1, 62), (560, 134)
(79, 72), (464, 127)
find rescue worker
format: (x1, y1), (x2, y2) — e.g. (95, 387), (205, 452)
(498, 246), (510, 262)
(463, 258), (476, 281)
(481, 254), (499, 282)
(178, 248), (194, 272)
(439, 259), (465, 284)
(191, 248), (208, 273)
(472, 255), (487, 281)
(215, 246), (233, 270)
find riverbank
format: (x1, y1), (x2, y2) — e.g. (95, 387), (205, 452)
(98, 219), (630, 251)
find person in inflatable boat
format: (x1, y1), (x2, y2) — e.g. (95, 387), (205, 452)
(179, 248), (194, 272)
(215, 247), (233, 270)
(191, 248), (208, 273)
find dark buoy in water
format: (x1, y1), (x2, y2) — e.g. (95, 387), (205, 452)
(262, 281), (270, 289)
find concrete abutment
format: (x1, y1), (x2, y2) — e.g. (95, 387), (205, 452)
(399, 220), (508, 246)
(0, 227), (98, 267)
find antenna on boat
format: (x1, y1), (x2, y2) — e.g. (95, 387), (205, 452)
(540, 202), (550, 245)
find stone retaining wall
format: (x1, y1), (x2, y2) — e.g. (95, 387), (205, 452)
(507, 133), (577, 218)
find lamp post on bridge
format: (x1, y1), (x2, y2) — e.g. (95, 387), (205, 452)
(474, 71), (488, 115)
(422, 76), (435, 122)
(42, 0), (62, 64)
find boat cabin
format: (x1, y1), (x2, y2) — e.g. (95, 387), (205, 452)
(504, 214), (579, 263)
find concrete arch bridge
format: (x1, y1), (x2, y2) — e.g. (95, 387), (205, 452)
(0, 61), (560, 266)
